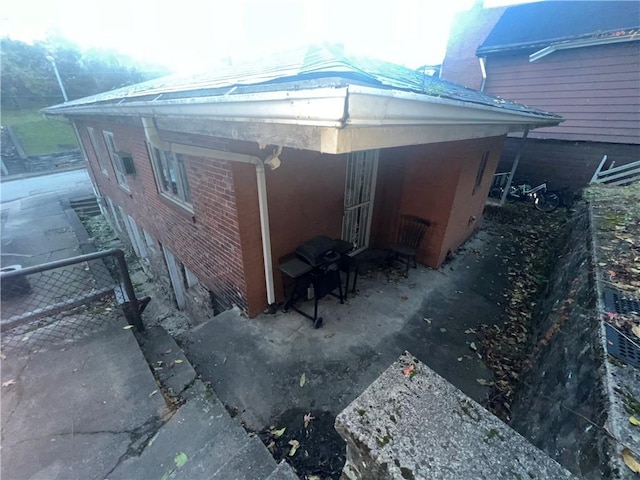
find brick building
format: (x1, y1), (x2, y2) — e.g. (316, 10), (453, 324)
(441, 1), (640, 192)
(45, 46), (560, 318)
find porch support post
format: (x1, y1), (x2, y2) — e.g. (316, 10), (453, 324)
(500, 129), (529, 205)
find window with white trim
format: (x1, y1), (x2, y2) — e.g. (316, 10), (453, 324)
(102, 131), (128, 189)
(87, 127), (109, 176)
(148, 144), (192, 208)
(473, 151), (490, 195)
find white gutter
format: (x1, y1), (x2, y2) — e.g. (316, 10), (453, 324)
(44, 84), (559, 129)
(141, 117), (277, 308)
(529, 33), (639, 62)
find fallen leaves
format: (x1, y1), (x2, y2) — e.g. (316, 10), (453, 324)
(123, 325), (134, 330)
(621, 447), (640, 473)
(174, 452), (188, 468)
(629, 416), (640, 427)
(269, 427), (286, 438)
(303, 412), (315, 429)
(288, 439), (300, 456)
(402, 364), (415, 376)
(469, 342), (477, 352)
(481, 203), (568, 421)
(299, 372), (306, 387)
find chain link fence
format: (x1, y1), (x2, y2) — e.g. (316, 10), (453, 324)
(1, 249), (148, 355)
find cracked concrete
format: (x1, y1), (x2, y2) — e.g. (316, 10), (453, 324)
(0, 317), (169, 480)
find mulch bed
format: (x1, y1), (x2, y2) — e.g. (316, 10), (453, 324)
(257, 408), (345, 480)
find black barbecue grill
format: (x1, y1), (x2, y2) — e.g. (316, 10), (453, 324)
(279, 236), (354, 328)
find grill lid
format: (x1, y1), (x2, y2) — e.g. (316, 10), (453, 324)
(296, 235), (341, 267)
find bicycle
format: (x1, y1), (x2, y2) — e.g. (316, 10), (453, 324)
(490, 180), (561, 212)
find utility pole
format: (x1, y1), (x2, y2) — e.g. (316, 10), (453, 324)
(46, 55), (68, 102)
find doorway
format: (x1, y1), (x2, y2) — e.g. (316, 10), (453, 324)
(342, 149), (379, 254)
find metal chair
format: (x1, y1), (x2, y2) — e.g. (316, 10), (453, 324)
(387, 215), (432, 277)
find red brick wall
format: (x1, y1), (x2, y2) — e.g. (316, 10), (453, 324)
(440, 5), (506, 89)
(371, 137), (504, 267)
(74, 118), (249, 314)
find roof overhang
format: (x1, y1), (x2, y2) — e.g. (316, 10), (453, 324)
(44, 85), (561, 154)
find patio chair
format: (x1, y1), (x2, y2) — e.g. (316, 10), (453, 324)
(387, 214), (432, 277)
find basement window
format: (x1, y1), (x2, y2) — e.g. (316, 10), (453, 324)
(87, 127), (109, 176)
(148, 144), (192, 209)
(473, 151), (490, 195)
(103, 131), (129, 190)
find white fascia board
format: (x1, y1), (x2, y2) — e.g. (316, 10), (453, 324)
(346, 86), (561, 128)
(45, 87), (350, 127)
(329, 123), (534, 154)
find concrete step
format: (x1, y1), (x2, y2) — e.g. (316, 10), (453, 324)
(69, 196), (101, 218)
(109, 383), (249, 480)
(209, 435), (278, 480)
(137, 325), (197, 398)
(265, 460), (299, 480)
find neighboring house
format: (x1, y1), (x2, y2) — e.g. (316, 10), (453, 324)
(441, 1), (640, 191)
(44, 45), (559, 318)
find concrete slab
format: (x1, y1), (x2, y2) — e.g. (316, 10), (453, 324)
(209, 435), (277, 480)
(335, 352), (576, 480)
(180, 229), (504, 431)
(110, 381), (250, 480)
(265, 461), (300, 480)
(0, 317), (168, 480)
(137, 325), (197, 397)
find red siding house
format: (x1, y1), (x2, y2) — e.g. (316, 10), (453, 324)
(441, 1), (640, 191)
(44, 46), (560, 318)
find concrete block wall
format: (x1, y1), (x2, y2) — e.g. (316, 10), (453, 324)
(335, 352), (576, 480)
(498, 138), (640, 194)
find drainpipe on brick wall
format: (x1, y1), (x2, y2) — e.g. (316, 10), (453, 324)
(141, 117), (277, 310)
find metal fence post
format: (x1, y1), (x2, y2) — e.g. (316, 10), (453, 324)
(113, 250), (145, 331)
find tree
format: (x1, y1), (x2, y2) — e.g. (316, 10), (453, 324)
(0, 37), (166, 110)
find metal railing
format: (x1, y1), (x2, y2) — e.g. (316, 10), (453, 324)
(590, 155), (640, 186)
(1, 249), (149, 354)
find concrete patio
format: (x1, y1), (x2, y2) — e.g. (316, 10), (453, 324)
(179, 222), (511, 433)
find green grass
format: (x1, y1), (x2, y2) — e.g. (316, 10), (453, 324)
(1, 108), (77, 156)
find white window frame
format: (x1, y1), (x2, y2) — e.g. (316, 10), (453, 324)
(147, 144), (192, 211)
(106, 197), (123, 231)
(103, 131), (129, 190)
(473, 151), (490, 195)
(87, 127), (109, 176)
(142, 228), (156, 253)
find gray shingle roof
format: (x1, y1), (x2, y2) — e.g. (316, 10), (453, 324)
(45, 44), (559, 119)
(478, 1), (640, 54)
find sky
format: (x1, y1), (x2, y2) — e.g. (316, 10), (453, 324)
(1, 0), (537, 74)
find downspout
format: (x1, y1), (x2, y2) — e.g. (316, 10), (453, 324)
(478, 56), (487, 92)
(141, 117), (277, 308)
